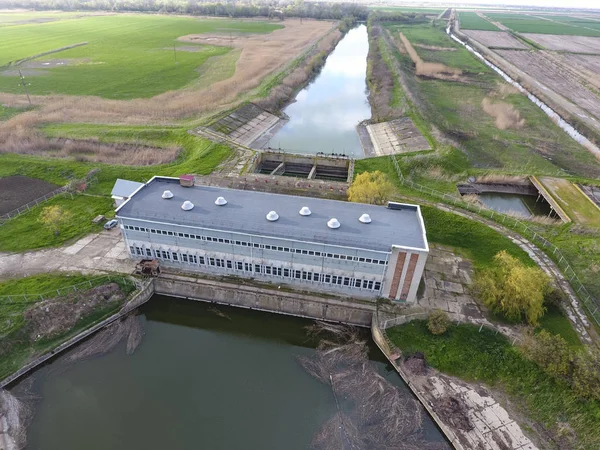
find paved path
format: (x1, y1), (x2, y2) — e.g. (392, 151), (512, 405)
(0, 228), (134, 279)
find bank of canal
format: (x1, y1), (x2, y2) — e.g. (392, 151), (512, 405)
(13, 296), (449, 450)
(266, 25), (371, 158)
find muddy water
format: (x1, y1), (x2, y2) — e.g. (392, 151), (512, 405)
(266, 25), (371, 158)
(478, 193), (552, 218)
(16, 296), (449, 450)
(447, 26), (600, 159)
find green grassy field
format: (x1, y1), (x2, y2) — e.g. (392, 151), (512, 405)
(388, 321), (599, 449)
(0, 273), (134, 380)
(487, 13), (600, 36)
(0, 126), (231, 251)
(383, 22), (600, 179)
(457, 11), (500, 31)
(0, 13), (282, 99)
(370, 6), (444, 14)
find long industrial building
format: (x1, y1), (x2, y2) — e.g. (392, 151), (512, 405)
(115, 176), (429, 303)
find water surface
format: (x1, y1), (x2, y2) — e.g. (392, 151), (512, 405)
(18, 296), (448, 450)
(266, 25), (371, 158)
(478, 193), (551, 217)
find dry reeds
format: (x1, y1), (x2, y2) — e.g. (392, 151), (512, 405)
(0, 388), (34, 449)
(0, 19), (335, 160)
(481, 97), (525, 130)
(399, 32), (462, 79)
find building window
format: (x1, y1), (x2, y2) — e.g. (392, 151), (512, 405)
(333, 254), (340, 259)
(284, 268), (290, 277)
(367, 281), (374, 290)
(362, 280), (368, 289)
(355, 279), (362, 288)
(172, 253), (178, 261)
(191, 255), (198, 264)
(265, 266), (272, 275)
(226, 260), (232, 269)
(314, 273), (321, 282)
(343, 277), (350, 286)
(182, 254), (188, 263)
(324, 275), (331, 283)
(255, 264), (261, 273)
(294, 270), (301, 279)
(146, 249), (152, 257)
(359, 257), (365, 262)
(378, 260), (386, 265)
(315, 252), (321, 257)
(374, 282), (382, 291)
(236, 262), (243, 270)
(275, 267), (282, 276)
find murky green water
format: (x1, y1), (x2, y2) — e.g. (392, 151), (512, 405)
(266, 25), (371, 158)
(478, 193), (552, 218)
(16, 296), (448, 450)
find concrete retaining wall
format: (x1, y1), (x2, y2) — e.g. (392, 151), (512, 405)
(456, 182), (537, 196)
(154, 274), (375, 326)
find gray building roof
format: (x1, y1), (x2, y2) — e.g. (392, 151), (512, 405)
(116, 177), (427, 252)
(111, 179), (144, 198)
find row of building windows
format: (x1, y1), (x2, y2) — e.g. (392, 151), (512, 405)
(130, 245), (382, 292)
(124, 224), (388, 265)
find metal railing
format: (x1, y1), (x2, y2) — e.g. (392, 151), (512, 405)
(389, 154), (600, 327)
(0, 186), (68, 224)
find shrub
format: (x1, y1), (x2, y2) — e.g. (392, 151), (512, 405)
(427, 309), (449, 335)
(348, 170), (395, 205)
(473, 250), (551, 325)
(572, 349), (600, 401)
(520, 330), (571, 379)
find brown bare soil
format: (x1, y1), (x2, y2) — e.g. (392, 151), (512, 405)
(0, 19), (334, 157)
(496, 49), (600, 122)
(481, 97), (526, 130)
(559, 53), (600, 91)
(522, 33), (600, 53)
(24, 283), (126, 340)
(0, 176), (58, 215)
(462, 30), (527, 49)
(399, 32), (462, 79)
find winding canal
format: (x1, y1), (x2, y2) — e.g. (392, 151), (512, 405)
(266, 25), (371, 158)
(15, 297), (449, 449)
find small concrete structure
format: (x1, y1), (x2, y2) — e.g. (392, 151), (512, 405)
(252, 152), (354, 183)
(366, 118), (431, 156)
(110, 179), (144, 208)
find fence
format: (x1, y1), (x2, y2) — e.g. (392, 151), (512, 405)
(389, 155), (600, 328)
(0, 275), (136, 306)
(0, 186), (68, 225)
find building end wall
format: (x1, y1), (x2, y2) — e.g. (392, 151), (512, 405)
(382, 246), (428, 304)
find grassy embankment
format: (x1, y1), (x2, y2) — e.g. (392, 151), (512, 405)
(0, 273), (135, 380)
(0, 14), (282, 99)
(457, 11), (501, 31)
(0, 126), (231, 252)
(365, 20), (600, 303)
(486, 13), (600, 36)
(388, 321), (598, 449)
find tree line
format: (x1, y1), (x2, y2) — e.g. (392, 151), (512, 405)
(2, 0), (370, 20)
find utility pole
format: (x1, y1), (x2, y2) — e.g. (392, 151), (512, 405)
(18, 70), (31, 105)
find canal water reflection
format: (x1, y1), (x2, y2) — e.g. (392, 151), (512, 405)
(19, 296), (448, 450)
(266, 25), (371, 158)
(478, 193), (552, 218)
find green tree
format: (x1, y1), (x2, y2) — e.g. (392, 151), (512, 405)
(427, 309), (449, 335)
(347, 171), (395, 205)
(39, 205), (72, 235)
(474, 251), (550, 325)
(520, 330), (571, 379)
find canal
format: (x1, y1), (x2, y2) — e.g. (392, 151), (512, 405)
(15, 296), (449, 450)
(266, 25), (371, 158)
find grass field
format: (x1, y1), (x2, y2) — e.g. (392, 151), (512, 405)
(0, 273), (134, 380)
(388, 321), (600, 449)
(0, 125), (231, 251)
(487, 13), (600, 36)
(457, 11), (500, 31)
(382, 22), (600, 179)
(0, 13), (282, 99)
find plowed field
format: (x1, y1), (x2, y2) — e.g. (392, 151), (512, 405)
(522, 33), (600, 53)
(462, 30), (527, 49)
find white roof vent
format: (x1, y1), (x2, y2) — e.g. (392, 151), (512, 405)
(327, 218), (341, 229)
(215, 196), (227, 206)
(181, 200), (194, 211)
(162, 190), (173, 199)
(266, 211), (279, 222)
(299, 206), (312, 216)
(359, 213), (372, 224)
